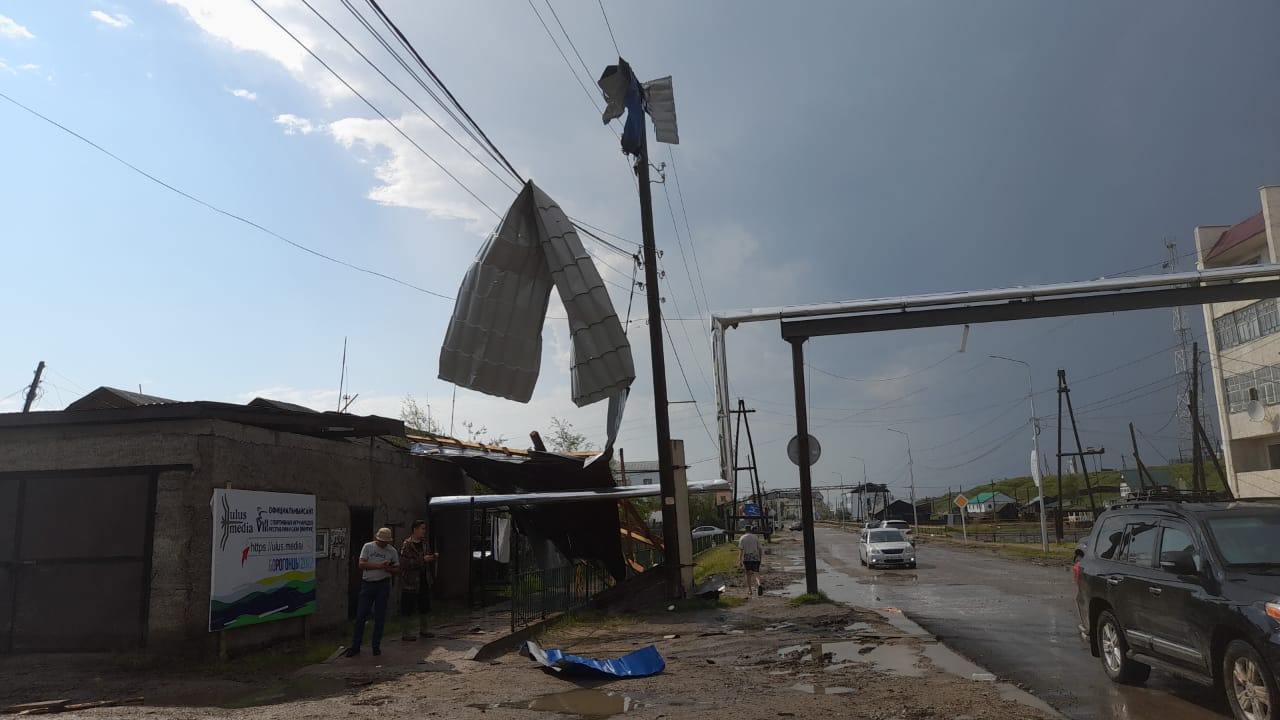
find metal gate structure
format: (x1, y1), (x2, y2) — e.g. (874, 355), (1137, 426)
(712, 263), (1280, 593)
(1, 468), (158, 652)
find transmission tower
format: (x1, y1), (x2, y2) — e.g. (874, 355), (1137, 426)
(1167, 241), (1214, 461)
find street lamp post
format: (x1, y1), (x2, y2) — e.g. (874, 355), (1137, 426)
(887, 429), (920, 531)
(991, 354), (1050, 553)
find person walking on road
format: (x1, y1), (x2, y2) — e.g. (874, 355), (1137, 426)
(346, 527), (399, 657)
(739, 527), (763, 598)
(399, 520), (438, 641)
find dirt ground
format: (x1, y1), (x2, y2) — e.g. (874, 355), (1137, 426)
(1, 534), (1054, 719)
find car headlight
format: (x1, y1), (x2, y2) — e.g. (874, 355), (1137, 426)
(1266, 602), (1280, 621)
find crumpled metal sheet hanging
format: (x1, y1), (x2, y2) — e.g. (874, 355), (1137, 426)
(439, 181), (635, 407)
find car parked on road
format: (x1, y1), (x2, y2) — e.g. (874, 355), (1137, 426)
(1074, 496), (1280, 720)
(691, 525), (724, 538)
(859, 528), (917, 569)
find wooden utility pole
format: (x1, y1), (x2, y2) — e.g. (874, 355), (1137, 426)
(1061, 370), (1099, 518)
(22, 361), (45, 413)
(633, 98), (683, 593)
(1129, 423), (1155, 491)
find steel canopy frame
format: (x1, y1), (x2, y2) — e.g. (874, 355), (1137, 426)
(710, 263), (1280, 594)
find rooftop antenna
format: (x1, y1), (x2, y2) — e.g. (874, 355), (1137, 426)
(337, 337), (348, 413)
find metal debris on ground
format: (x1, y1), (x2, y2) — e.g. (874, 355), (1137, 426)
(521, 640), (665, 678)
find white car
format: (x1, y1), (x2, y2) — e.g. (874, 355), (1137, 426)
(691, 525), (725, 538)
(859, 528), (917, 569)
(870, 519), (915, 544)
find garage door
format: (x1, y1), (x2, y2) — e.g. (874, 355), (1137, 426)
(1, 473), (155, 652)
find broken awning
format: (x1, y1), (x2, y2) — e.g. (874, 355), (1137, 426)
(428, 479), (729, 509)
(438, 181), (635, 408)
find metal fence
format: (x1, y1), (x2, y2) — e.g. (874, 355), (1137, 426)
(510, 559), (613, 632)
(690, 532), (727, 556)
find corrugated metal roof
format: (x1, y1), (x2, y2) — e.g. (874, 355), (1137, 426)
(439, 181), (635, 408)
(247, 397), (319, 413)
(66, 386), (178, 411)
(1206, 212), (1266, 261)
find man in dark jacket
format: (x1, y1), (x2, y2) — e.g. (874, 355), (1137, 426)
(399, 519), (438, 640)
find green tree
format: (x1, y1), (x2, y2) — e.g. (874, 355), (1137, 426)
(548, 416), (593, 453)
(461, 419), (507, 446)
(400, 394), (440, 434)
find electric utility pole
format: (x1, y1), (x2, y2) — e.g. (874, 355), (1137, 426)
(600, 59), (684, 593)
(22, 361), (45, 413)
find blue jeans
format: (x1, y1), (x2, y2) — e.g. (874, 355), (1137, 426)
(351, 579), (390, 651)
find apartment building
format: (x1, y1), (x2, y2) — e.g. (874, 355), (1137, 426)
(1196, 186), (1280, 497)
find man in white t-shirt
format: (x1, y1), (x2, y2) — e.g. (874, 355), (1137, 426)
(345, 527), (400, 657)
(738, 528), (763, 598)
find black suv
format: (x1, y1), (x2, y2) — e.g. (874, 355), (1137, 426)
(1075, 497), (1280, 720)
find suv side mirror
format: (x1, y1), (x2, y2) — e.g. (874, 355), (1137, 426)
(1160, 550), (1198, 577)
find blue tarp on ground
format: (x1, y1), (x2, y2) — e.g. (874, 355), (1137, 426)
(522, 640), (665, 677)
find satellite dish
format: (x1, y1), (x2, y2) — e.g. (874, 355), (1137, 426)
(1249, 400), (1266, 423)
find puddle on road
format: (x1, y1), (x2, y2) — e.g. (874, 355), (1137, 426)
(789, 683), (855, 695)
(470, 689), (638, 718)
(778, 640), (925, 678)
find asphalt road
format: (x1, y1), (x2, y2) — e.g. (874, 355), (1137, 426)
(808, 526), (1230, 720)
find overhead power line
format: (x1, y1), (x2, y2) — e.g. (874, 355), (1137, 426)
(667, 149), (712, 313)
(309, 0), (521, 191)
(362, 0), (524, 182)
(597, 0), (622, 56)
(250, 0), (502, 218)
(0, 91), (455, 300)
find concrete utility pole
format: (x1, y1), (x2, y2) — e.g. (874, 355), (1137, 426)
(22, 361), (45, 413)
(888, 429), (919, 529)
(991, 355), (1049, 552)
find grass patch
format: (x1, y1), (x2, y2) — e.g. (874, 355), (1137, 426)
(693, 542), (739, 583)
(995, 542), (1077, 561)
(789, 591), (831, 606)
(536, 610), (630, 642)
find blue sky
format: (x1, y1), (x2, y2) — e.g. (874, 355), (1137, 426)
(3, 1), (1279, 502)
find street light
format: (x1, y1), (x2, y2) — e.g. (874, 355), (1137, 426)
(990, 354), (1050, 553)
(887, 429), (920, 531)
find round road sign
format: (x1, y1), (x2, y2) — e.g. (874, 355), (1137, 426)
(787, 434), (822, 466)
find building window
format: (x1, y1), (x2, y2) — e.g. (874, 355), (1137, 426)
(1214, 300), (1280, 351)
(1237, 303), (1262, 343)
(1260, 300), (1280, 336)
(1269, 445), (1280, 471)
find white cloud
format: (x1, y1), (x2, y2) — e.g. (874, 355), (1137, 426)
(0, 14), (34, 39)
(89, 10), (133, 29)
(161, 0), (348, 101)
(326, 116), (499, 231)
(0, 58), (40, 75)
(274, 113), (324, 135)
(228, 87), (257, 101)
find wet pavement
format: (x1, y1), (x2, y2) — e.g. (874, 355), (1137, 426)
(808, 526), (1230, 720)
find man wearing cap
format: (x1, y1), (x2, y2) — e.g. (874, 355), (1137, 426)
(345, 527), (399, 658)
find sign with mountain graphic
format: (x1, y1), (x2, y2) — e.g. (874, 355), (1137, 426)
(209, 489), (316, 632)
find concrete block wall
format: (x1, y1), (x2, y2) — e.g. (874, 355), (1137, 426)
(0, 417), (469, 657)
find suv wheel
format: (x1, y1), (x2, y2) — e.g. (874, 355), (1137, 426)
(1096, 610), (1151, 685)
(1224, 639), (1278, 720)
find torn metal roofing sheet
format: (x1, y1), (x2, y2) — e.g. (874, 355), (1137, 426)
(428, 479), (729, 508)
(438, 181), (635, 407)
